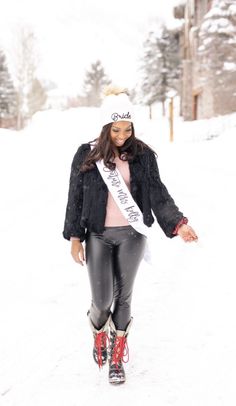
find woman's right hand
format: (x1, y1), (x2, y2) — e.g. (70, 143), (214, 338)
(71, 240), (85, 266)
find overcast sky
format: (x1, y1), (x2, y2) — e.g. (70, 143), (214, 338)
(0, 0), (183, 94)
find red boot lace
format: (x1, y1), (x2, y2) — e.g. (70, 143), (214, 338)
(112, 336), (129, 369)
(95, 332), (109, 368)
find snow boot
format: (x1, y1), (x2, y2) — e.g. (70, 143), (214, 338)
(87, 311), (111, 368)
(108, 317), (133, 384)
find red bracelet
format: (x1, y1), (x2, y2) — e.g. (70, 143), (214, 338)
(172, 217), (188, 235)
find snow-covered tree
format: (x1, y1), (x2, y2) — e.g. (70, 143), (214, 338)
(81, 60), (111, 107)
(198, 0), (236, 113)
(0, 49), (18, 128)
(9, 24), (46, 129)
(136, 25), (181, 116)
(136, 31), (162, 114)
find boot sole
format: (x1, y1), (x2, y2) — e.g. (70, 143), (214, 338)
(109, 379), (126, 385)
(109, 372), (126, 384)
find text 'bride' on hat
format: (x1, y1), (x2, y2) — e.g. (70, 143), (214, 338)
(100, 86), (134, 127)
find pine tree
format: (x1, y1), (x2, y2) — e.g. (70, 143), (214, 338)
(81, 60), (111, 107)
(137, 31), (162, 109)
(198, 0), (236, 113)
(137, 25), (181, 116)
(198, 0), (236, 71)
(0, 49), (18, 128)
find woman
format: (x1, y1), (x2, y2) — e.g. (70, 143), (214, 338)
(62, 87), (198, 385)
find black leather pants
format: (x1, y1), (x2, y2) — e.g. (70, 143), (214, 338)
(85, 226), (146, 331)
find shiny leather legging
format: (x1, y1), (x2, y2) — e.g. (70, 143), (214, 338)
(85, 226), (146, 331)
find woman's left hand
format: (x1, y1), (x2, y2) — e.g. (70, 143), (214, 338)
(177, 224), (198, 243)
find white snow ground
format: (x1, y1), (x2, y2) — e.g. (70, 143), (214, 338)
(0, 106), (236, 406)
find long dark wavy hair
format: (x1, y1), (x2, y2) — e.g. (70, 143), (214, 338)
(80, 122), (154, 172)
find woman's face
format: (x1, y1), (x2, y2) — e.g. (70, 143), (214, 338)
(110, 121), (132, 147)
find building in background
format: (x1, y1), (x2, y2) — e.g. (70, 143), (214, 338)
(175, 0), (236, 120)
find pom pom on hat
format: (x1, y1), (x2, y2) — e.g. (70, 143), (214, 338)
(100, 86), (134, 127)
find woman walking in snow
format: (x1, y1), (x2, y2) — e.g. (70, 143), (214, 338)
(62, 87), (198, 385)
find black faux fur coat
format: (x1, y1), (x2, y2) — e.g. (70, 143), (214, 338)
(62, 143), (185, 242)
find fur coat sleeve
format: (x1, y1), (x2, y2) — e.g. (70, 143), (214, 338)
(62, 144), (88, 242)
(145, 149), (185, 238)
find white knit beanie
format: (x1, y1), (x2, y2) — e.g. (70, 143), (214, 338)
(100, 89), (134, 127)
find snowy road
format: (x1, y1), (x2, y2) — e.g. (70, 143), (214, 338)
(0, 109), (236, 405)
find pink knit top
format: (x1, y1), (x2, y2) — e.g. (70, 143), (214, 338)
(104, 156), (130, 227)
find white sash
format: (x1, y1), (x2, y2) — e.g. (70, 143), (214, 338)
(90, 145), (152, 264)
(96, 159), (150, 237)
